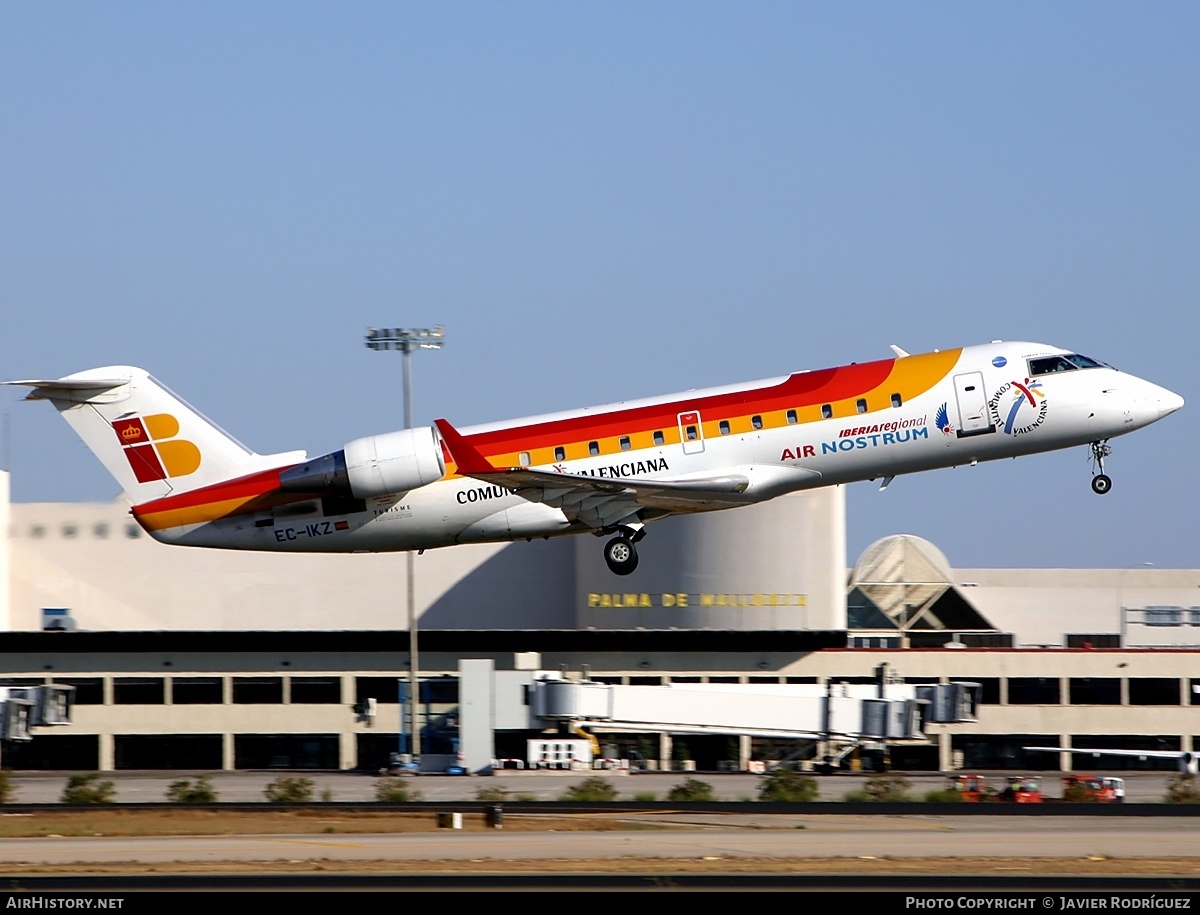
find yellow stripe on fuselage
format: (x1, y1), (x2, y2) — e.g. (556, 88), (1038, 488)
(479, 349), (962, 471)
(136, 495), (266, 532)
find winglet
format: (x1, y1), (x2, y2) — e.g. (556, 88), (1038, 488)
(434, 419), (500, 475)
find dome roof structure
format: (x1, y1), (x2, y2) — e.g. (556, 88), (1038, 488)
(848, 534), (994, 636)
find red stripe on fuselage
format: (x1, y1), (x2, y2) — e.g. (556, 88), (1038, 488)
(131, 466), (297, 519)
(466, 359), (896, 452)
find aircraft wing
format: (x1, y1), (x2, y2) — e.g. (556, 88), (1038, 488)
(1024, 746), (1199, 774)
(434, 419), (750, 530)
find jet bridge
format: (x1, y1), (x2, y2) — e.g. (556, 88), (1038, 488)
(455, 659), (978, 774)
(0, 685), (74, 749)
(531, 678), (977, 742)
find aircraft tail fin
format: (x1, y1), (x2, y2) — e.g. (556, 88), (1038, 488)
(6, 367), (305, 505)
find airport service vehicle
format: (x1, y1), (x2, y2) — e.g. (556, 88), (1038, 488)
(949, 774), (1043, 803)
(1062, 774), (1125, 803)
(949, 773), (990, 801)
(8, 340), (1183, 575)
(999, 776), (1044, 804)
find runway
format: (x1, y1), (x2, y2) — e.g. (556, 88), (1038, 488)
(2, 814), (1198, 866)
(4, 771), (1198, 894)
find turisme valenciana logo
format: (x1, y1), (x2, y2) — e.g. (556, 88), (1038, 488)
(111, 414), (201, 482)
(989, 378), (1047, 436)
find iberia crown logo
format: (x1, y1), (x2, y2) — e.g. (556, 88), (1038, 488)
(111, 414), (201, 484)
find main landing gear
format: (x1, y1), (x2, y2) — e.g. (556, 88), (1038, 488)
(603, 525), (645, 576)
(1090, 440), (1113, 495)
(604, 536), (638, 575)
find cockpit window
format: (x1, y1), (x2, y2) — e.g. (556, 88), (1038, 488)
(1029, 353), (1108, 376)
(1029, 356), (1076, 375)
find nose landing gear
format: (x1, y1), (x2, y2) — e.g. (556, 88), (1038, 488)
(1090, 440), (1113, 495)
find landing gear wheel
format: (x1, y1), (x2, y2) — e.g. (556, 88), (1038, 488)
(603, 536), (639, 575)
(1089, 441), (1114, 495)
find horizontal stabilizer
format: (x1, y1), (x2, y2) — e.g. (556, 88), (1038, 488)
(6, 376), (130, 404)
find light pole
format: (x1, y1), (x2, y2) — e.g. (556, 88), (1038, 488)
(365, 324), (445, 770)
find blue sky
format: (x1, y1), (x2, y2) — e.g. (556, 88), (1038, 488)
(1, 2), (1195, 569)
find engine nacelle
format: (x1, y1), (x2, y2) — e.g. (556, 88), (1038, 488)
(279, 425), (445, 499)
(345, 426), (446, 498)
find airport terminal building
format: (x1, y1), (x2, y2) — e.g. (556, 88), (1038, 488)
(2, 470), (1198, 774)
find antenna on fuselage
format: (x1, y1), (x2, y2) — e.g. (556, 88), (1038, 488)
(889, 345), (910, 358)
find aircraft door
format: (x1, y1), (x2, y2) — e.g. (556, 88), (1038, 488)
(677, 410), (705, 455)
(953, 372), (995, 437)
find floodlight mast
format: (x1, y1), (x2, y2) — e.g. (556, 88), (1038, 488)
(364, 325), (445, 771)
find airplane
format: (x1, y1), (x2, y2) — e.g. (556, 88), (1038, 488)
(1024, 746), (1200, 775)
(7, 340), (1184, 576)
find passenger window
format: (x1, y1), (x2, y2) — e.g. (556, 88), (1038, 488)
(786, 409), (797, 424)
(685, 426), (698, 441)
(619, 436), (631, 451)
(554, 446), (565, 462)
(653, 430), (664, 446)
(518, 452), (531, 467)
(891, 393), (902, 408)
(856, 399), (867, 414)
(821, 404), (832, 419)
(719, 420), (730, 435)
(752, 415), (763, 429)
(589, 441), (600, 456)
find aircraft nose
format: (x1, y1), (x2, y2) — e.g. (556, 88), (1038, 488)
(1158, 388), (1185, 419)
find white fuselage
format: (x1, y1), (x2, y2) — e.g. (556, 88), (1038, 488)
(158, 341), (1183, 554)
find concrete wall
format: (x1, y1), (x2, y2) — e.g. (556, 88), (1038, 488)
(9, 484), (1197, 645)
(7, 487), (848, 634)
(7, 500), (574, 632)
(954, 568), (1200, 647)
(574, 487), (847, 631)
